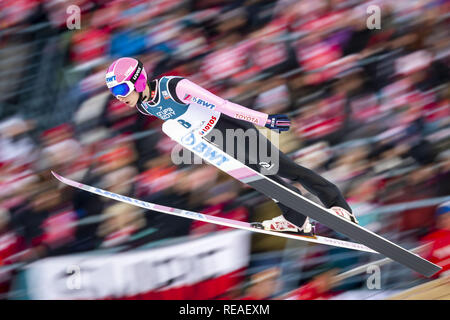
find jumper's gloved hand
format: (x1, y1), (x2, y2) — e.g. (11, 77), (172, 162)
(265, 114), (291, 132)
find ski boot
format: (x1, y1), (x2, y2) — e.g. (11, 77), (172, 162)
(329, 207), (359, 225)
(251, 215), (316, 237)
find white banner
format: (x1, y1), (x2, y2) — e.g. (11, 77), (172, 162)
(25, 230), (251, 300)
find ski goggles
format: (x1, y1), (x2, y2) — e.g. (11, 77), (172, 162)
(109, 81), (134, 98)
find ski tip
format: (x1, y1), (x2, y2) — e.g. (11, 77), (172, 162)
(51, 171), (62, 181)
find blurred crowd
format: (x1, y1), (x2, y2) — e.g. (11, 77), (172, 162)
(0, 0), (449, 299)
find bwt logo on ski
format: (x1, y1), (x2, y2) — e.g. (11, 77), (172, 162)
(181, 132), (229, 166)
(199, 115), (217, 135)
(192, 97), (216, 110)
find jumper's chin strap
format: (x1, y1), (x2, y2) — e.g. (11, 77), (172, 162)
(135, 78), (153, 114)
(135, 92), (151, 115)
(137, 91), (144, 105)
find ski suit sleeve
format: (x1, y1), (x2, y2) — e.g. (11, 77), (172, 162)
(174, 78), (269, 127)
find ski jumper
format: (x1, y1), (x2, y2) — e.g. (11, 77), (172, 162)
(138, 76), (352, 227)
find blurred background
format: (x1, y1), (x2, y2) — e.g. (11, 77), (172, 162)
(0, 0), (449, 300)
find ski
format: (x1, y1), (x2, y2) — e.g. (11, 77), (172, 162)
(162, 119), (441, 277)
(51, 172), (376, 253)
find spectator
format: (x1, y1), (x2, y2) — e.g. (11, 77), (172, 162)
(421, 201), (450, 278)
